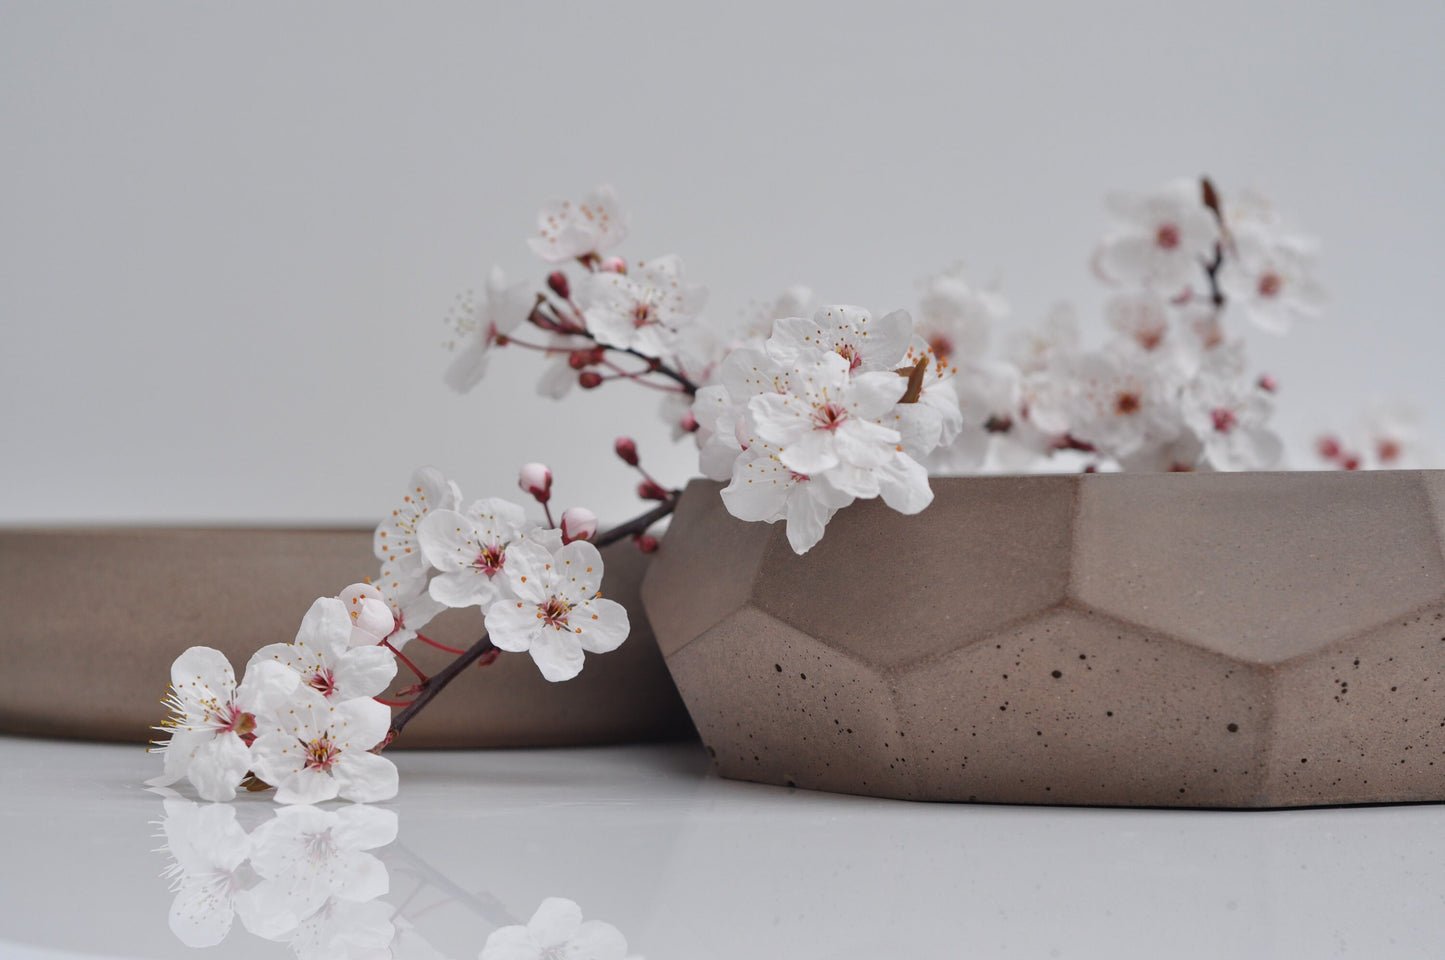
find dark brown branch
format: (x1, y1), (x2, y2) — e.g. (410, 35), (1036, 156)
(382, 495), (680, 746)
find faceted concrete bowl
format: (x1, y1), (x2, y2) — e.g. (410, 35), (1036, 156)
(0, 528), (694, 747)
(641, 472), (1445, 807)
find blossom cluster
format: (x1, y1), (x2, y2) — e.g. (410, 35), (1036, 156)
(151, 466), (629, 804)
(442, 178), (1359, 555)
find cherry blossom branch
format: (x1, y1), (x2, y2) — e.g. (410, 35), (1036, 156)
(381, 497), (680, 747)
(526, 298), (701, 396)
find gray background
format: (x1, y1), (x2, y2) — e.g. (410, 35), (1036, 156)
(3, 1), (1442, 524)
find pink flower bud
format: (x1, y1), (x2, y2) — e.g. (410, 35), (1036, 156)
(600, 256), (627, 274)
(680, 411), (699, 433)
(635, 533), (659, 553)
(339, 583), (395, 645)
(637, 479), (669, 501)
(1316, 435), (1342, 461)
(560, 507), (598, 544)
(568, 350), (591, 370)
(579, 371), (604, 389)
(518, 462), (552, 502)
(615, 437), (639, 466)
(546, 270), (571, 299)
(1257, 374), (1279, 393)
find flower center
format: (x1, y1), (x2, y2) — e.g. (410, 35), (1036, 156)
(1155, 223), (1181, 250)
(472, 542), (506, 578)
(1258, 272), (1283, 298)
(836, 343), (863, 371)
(811, 401), (849, 432)
(1136, 326), (1166, 351)
(1114, 391), (1143, 416)
(302, 735), (342, 773)
(212, 702), (256, 736)
(1211, 407), (1239, 433)
(539, 596), (573, 629)
(632, 300), (658, 328)
(307, 668), (337, 698)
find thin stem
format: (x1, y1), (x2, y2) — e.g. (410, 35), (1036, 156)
(414, 633), (465, 655)
(383, 639), (427, 683)
(382, 496), (682, 745)
(374, 696), (415, 708)
(541, 500), (556, 528)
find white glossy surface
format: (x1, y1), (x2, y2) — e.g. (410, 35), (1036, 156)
(2, 734), (1443, 959)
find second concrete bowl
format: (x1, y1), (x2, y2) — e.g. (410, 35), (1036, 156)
(641, 471), (1445, 807)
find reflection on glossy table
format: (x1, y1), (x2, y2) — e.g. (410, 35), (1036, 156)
(2, 734), (1443, 959)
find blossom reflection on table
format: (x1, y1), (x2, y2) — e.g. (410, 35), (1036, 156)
(152, 791), (638, 960)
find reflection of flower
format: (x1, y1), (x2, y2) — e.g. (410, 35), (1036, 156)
(481, 897), (629, 960)
(157, 795), (252, 947)
(240, 805), (398, 941)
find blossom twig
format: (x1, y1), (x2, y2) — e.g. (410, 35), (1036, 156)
(381, 498), (679, 747)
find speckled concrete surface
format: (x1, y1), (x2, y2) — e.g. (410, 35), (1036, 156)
(642, 472), (1445, 807)
(0, 528), (694, 747)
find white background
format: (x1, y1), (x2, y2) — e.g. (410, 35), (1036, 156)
(4, 1), (1443, 524)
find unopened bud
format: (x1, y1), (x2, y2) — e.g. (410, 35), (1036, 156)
(1316, 435), (1342, 461)
(680, 411), (699, 433)
(1257, 373), (1279, 393)
(634, 533), (659, 553)
(600, 256), (627, 274)
(579, 371), (604, 389)
(615, 437), (639, 466)
(518, 462), (552, 502)
(637, 479), (669, 501)
(568, 350), (591, 370)
(560, 507), (598, 544)
(546, 271), (571, 299)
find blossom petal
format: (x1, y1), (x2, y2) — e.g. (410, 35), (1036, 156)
(185, 732), (250, 802)
(576, 597), (629, 654)
(552, 540), (605, 605)
(275, 767), (340, 806)
(528, 628), (586, 682)
(484, 599), (541, 653)
(331, 751), (399, 803)
(502, 540), (553, 604)
(332, 646), (398, 701)
(293, 597), (352, 658)
(528, 897), (584, 947)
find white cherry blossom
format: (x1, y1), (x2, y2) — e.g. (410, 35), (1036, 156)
(1030, 350), (1184, 461)
(481, 897), (629, 960)
(720, 444), (856, 554)
(374, 467), (463, 588)
(443, 265), (536, 393)
(1097, 179), (1219, 293)
(580, 254), (706, 358)
(527, 185), (629, 263)
(248, 597), (397, 702)
(150, 647), (300, 802)
(692, 345), (793, 482)
(1181, 373), (1283, 471)
(418, 497), (533, 609)
(886, 339), (964, 462)
(745, 349), (907, 488)
(484, 539), (629, 682)
(1219, 223), (1325, 334)
(916, 267), (1008, 362)
(248, 688), (398, 804)
(767, 305), (913, 373)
